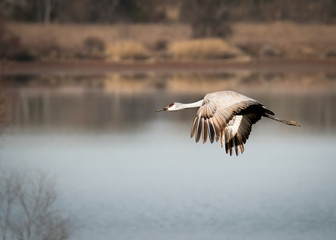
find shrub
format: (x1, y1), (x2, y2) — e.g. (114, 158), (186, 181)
(325, 47), (336, 58)
(105, 40), (150, 61)
(154, 39), (168, 51)
(83, 36), (105, 53)
(32, 42), (62, 60)
(0, 21), (22, 59)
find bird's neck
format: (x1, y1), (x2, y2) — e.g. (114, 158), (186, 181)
(177, 100), (203, 110)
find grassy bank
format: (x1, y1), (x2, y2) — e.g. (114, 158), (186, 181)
(4, 22), (336, 62)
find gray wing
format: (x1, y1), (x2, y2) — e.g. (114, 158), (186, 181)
(190, 91), (271, 156)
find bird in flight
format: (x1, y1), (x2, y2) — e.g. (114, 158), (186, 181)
(156, 91), (300, 156)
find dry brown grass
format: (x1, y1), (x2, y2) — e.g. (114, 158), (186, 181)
(229, 21), (336, 58)
(230, 21), (336, 46)
(5, 21), (336, 61)
(7, 23), (190, 50)
(168, 38), (244, 60)
(105, 40), (149, 61)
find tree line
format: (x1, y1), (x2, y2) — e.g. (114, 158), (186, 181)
(1, 0), (336, 24)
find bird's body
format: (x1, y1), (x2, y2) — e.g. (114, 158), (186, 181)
(156, 90), (300, 156)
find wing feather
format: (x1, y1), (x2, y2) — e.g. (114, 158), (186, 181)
(203, 119), (208, 143)
(211, 115), (222, 141)
(208, 119), (215, 143)
(234, 138), (239, 156)
(191, 116), (199, 138)
(196, 117), (203, 143)
(224, 113), (261, 155)
(190, 91), (266, 156)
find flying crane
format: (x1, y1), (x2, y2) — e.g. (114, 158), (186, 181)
(156, 91), (300, 156)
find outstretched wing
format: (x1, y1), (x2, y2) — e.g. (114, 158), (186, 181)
(190, 91), (270, 156)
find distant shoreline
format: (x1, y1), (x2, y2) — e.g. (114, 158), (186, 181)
(2, 59), (336, 75)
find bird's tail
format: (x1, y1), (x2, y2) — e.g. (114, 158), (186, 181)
(265, 113), (301, 126)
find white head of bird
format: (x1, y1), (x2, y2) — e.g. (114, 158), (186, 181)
(156, 100), (203, 112)
(156, 102), (179, 112)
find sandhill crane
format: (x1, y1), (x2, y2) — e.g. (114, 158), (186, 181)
(156, 90), (300, 156)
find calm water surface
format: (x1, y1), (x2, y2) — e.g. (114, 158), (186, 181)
(1, 73), (336, 240)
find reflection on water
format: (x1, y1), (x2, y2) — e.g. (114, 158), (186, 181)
(1, 72), (336, 240)
(8, 85), (336, 132)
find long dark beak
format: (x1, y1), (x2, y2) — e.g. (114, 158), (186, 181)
(156, 107), (168, 112)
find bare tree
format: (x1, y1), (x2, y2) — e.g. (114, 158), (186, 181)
(0, 169), (73, 240)
(1, 0), (336, 23)
(181, 0), (233, 38)
(34, 0), (55, 24)
(95, 0), (120, 23)
(43, 0), (52, 24)
(0, 171), (20, 240)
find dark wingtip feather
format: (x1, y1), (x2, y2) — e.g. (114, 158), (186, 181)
(234, 138), (239, 156)
(208, 120), (215, 144)
(203, 119), (208, 143)
(229, 146), (233, 156)
(196, 118), (203, 143)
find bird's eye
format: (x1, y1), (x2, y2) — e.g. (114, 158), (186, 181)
(169, 103), (174, 107)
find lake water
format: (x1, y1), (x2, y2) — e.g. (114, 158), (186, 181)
(1, 72), (336, 240)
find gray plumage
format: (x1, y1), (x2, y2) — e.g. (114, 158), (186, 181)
(157, 90), (300, 156)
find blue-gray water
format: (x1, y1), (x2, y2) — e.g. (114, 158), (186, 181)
(1, 74), (336, 240)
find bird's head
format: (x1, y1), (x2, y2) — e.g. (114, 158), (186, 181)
(156, 102), (180, 112)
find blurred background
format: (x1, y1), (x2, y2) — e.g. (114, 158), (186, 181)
(1, 1), (336, 240)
